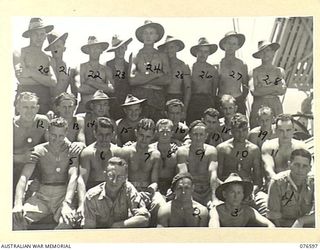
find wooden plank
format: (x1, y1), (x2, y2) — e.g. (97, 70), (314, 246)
(273, 18), (292, 67)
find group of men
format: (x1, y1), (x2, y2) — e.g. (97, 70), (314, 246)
(12, 17), (314, 229)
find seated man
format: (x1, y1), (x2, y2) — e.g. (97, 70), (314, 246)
(150, 119), (178, 195)
(267, 149), (314, 227)
(248, 106), (277, 149)
(12, 117), (80, 230)
(209, 173), (274, 227)
(176, 120), (219, 206)
(202, 108), (223, 147)
(157, 172), (208, 227)
(116, 94), (146, 146)
(82, 157), (150, 228)
(219, 94), (238, 141)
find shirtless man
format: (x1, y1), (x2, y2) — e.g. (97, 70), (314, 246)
(165, 99), (189, 146)
(13, 92), (50, 197)
(157, 172), (208, 227)
(248, 106), (277, 149)
(119, 118), (165, 226)
(176, 120), (219, 206)
(44, 32), (78, 100)
(12, 118), (80, 230)
(250, 40), (287, 128)
(219, 94), (237, 141)
(77, 36), (114, 113)
(106, 35), (133, 120)
(158, 35), (191, 110)
(218, 31), (249, 115)
(129, 20), (171, 122)
(13, 18), (57, 114)
(202, 108), (223, 147)
(187, 37), (219, 125)
(116, 94), (146, 147)
(216, 113), (262, 193)
(150, 119), (178, 195)
(262, 114), (307, 181)
(79, 117), (122, 190)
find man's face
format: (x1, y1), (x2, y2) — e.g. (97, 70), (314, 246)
(16, 98), (39, 122)
(124, 104), (142, 122)
(88, 45), (103, 59)
(258, 113), (273, 130)
(50, 39), (66, 59)
(223, 36), (239, 54)
(261, 46), (276, 61)
(167, 105), (183, 125)
(94, 126), (113, 148)
(136, 128), (154, 148)
(91, 100), (110, 117)
(55, 99), (76, 119)
(156, 124), (173, 143)
(231, 125), (248, 143)
(105, 164), (127, 194)
(221, 102), (237, 120)
(190, 125), (207, 146)
(222, 183), (244, 207)
(142, 27), (158, 45)
(174, 178), (193, 201)
(289, 155), (311, 183)
(165, 42), (179, 58)
(30, 28), (46, 47)
(276, 120), (294, 143)
(196, 46), (210, 63)
(203, 114), (219, 132)
(115, 44), (127, 59)
(48, 126), (67, 149)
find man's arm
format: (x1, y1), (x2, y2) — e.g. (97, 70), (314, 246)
(208, 147), (220, 202)
(75, 117), (86, 145)
(292, 212), (315, 228)
(261, 141), (277, 179)
(183, 64), (192, 110)
(211, 67), (219, 98)
(216, 145), (225, 181)
(241, 64), (249, 99)
(148, 150), (161, 191)
(252, 147), (263, 190)
(157, 203), (170, 227)
(29, 62), (57, 87)
(208, 206), (220, 228)
(251, 207), (275, 227)
(82, 196), (97, 229)
(176, 147), (188, 173)
(274, 67), (287, 96)
(266, 179), (282, 227)
(79, 149), (91, 185)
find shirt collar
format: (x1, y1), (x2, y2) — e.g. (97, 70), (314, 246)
(98, 182), (126, 200)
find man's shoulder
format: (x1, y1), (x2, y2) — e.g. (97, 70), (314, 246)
(35, 114), (50, 122)
(292, 139), (307, 149)
(81, 143), (96, 155)
(261, 138), (278, 150)
(246, 140), (260, 151)
(178, 122), (189, 130)
(204, 143), (217, 153)
(86, 183), (105, 201)
(249, 126), (261, 134)
(216, 139), (231, 150)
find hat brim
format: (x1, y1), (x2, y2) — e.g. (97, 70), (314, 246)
(157, 39), (185, 52)
(81, 42), (109, 54)
(121, 99), (146, 107)
(135, 23), (164, 43)
(107, 38), (133, 52)
(190, 44), (218, 57)
(44, 32), (68, 51)
(215, 180), (253, 202)
(85, 97), (115, 111)
(219, 33), (246, 51)
(252, 43), (280, 59)
(22, 25), (54, 38)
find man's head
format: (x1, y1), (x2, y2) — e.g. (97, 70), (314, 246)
(220, 94), (237, 120)
(189, 120), (208, 146)
(91, 100), (110, 117)
(47, 117), (68, 148)
(142, 26), (159, 45)
(44, 32), (68, 59)
(165, 42), (180, 58)
(115, 44), (128, 59)
(165, 99), (184, 126)
(275, 114), (294, 143)
(202, 108), (220, 132)
(196, 46), (211, 63)
(15, 92), (39, 121)
(136, 118), (156, 148)
(230, 113), (248, 142)
(104, 157), (128, 194)
(257, 106), (273, 129)
(222, 183), (245, 207)
(94, 117), (115, 147)
(171, 172), (193, 201)
(53, 92), (77, 119)
(289, 149), (312, 183)
(223, 36), (240, 54)
(124, 104), (142, 122)
(156, 119), (174, 144)
(29, 28), (47, 48)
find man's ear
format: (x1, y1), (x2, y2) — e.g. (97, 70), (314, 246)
(235, 105), (238, 112)
(35, 104), (40, 114)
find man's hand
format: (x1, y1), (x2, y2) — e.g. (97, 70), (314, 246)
(140, 192), (152, 206)
(69, 142), (85, 156)
(12, 204), (24, 224)
(76, 205), (85, 227)
(61, 201), (75, 225)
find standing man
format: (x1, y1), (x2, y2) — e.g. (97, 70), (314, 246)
(13, 17), (57, 114)
(187, 37), (219, 125)
(129, 20), (171, 122)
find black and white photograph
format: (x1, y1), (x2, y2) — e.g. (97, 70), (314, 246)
(11, 15), (314, 231)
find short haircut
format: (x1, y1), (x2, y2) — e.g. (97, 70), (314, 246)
(290, 149), (312, 165)
(48, 117), (68, 130)
(106, 157), (128, 173)
(230, 113), (248, 129)
(203, 108), (219, 119)
(165, 99), (184, 112)
(136, 118), (156, 132)
(275, 114), (294, 128)
(189, 120), (207, 132)
(15, 92), (39, 106)
(53, 92), (77, 107)
(94, 117), (115, 132)
(258, 106), (273, 117)
(156, 118), (174, 131)
(220, 94), (236, 106)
